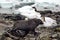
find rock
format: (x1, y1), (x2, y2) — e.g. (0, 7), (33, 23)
(30, 38), (36, 40)
(52, 34), (57, 38)
(6, 37), (13, 40)
(52, 39), (58, 40)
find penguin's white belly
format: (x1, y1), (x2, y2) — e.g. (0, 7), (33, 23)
(43, 17), (57, 28)
(20, 11), (41, 19)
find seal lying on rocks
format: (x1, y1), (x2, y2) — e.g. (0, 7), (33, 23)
(0, 19), (43, 40)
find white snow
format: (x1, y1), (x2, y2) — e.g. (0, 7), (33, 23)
(35, 0), (60, 5)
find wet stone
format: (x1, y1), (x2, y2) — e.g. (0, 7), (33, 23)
(52, 39), (58, 40)
(52, 34), (57, 38)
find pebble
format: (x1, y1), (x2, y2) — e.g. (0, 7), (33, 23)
(52, 34), (57, 38)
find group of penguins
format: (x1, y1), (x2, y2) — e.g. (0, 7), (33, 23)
(0, 6), (58, 40)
